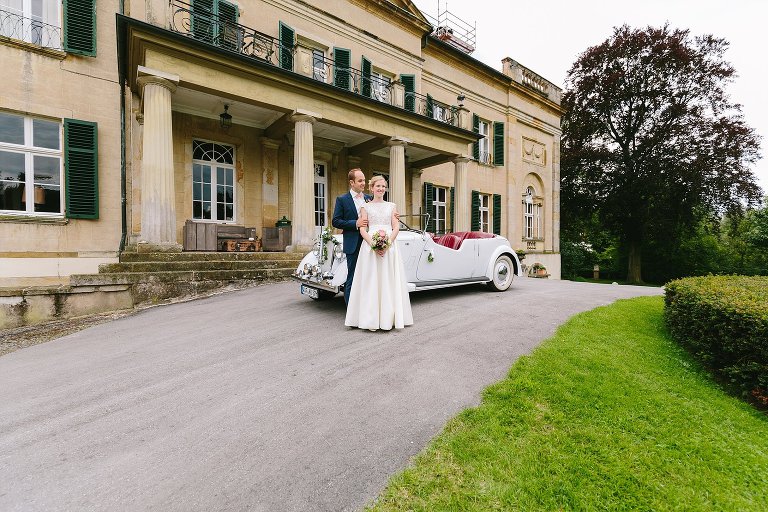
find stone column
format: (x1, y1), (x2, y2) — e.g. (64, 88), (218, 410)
(137, 67), (180, 252)
(453, 155), (471, 232)
(388, 137), (409, 213)
(290, 109), (321, 252)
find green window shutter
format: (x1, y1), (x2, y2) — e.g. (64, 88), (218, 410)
(401, 74), (415, 112)
(472, 114), (479, 160)
(493, 121), (505, 167)
(361, 56), (372, 98)
(423, 182), (435, 232)
(426, 94), (434, 118)
(471, 190), (480, 231)
(218, 1), (240, 51)
(493, 194), (501, 235)
(334, 47), (351, 89)
(64, 119), (98, 219)
(279, 22), (295, 70)
(450, 187), (455, 232)
(63, 0), (96, 56)
(191, 0), (214, 43)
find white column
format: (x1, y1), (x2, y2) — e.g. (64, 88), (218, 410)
(290, 110), (321, 251)
(137, 69), (179, 252)
(388, 137), (409, 213)
(453, 155), (471, 232)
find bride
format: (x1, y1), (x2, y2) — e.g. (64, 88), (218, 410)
(344, 175), (413, 331)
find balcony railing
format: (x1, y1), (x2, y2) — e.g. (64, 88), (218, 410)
(310, 54), (394, 105)
(410, 92), (457, 125)
(167, 0), (458, 127)
(0, 8), (62, 49)
(170, 0), (290, 64)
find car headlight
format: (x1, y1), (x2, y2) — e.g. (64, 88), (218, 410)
(312, 242), (321, 258)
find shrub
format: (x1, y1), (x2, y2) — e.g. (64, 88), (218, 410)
(664, 276), (768, 404)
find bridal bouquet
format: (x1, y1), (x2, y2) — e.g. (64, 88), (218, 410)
(370, 230), (391, 251)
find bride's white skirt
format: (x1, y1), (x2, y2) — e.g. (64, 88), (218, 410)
(345, 236), (413, 330)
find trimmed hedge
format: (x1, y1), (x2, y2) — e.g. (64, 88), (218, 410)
(664, 275), (768, 403)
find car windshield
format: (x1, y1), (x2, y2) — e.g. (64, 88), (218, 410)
(398, 214), (429, 233)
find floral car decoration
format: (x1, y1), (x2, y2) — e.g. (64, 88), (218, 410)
(292, 215), (521, 300)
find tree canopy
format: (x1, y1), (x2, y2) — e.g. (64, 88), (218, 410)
(561, 24), (762, 283)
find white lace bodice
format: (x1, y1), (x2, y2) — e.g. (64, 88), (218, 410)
(363, 201), (395, 231)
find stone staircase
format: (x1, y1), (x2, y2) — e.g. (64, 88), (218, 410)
(0, 251), (304, 328)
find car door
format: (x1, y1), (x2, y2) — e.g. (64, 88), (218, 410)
(415, 236), (475, 282)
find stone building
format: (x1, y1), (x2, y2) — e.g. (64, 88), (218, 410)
(0, 0), (562, 287)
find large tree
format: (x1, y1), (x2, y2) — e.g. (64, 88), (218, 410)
(561, 24), (762, 283)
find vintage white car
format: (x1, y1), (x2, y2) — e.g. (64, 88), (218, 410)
(292, 216), (521, 300)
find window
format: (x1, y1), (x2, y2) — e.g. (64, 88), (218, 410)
(478, 120), (490, 165)
(313, 161), (327, 229)
(472, 115), (493, 165)
(434, 186), (447, 234)
(192, 140), (235, 222)
(192, 0), (240, 51)
(523, 186), (542, 240)
(0, 0), (61, 48)
(0, 112), (62, 215)
(478, 193), (490, 232)
(312, 48), (327, 82)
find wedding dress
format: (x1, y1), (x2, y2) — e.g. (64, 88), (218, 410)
(344, 201), (413, 330)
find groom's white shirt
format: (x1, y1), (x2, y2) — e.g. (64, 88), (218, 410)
(350, 188), (365, 214)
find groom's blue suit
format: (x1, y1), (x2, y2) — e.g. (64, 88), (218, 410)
(332, 192), (371, 305)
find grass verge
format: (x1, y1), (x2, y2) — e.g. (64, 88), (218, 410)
(368, 296), (768, 511)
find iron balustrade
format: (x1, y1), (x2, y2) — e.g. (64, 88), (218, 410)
(170, 0), (291, 64)
(310, 53), (393, 105)
(409, 92), (457, 126)
(167, 0), (458, 127)
(0, 7), (62, 49)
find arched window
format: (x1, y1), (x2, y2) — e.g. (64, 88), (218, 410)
(523, 186), (542, 240)
(192, 140), (235, 222)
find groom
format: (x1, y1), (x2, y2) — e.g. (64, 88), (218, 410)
(332, 169), (370, 305)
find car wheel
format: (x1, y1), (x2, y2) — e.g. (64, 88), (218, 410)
(488, 255), (514, 291)
(311, 290), (337, 301)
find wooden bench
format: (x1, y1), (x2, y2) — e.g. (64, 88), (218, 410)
(183, 220), (258, 251)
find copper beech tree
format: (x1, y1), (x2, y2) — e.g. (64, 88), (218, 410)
(561, 24), (762, 283)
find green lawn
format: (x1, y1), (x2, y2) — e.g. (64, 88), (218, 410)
(368, 296), (768, 511)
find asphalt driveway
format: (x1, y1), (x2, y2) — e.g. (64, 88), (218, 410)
(0, 278), (662, 511)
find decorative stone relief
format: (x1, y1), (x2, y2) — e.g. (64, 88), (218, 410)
(522, 137), (546, 166)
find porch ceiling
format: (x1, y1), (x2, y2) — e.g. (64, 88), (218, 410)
(171, 87), (445, 164)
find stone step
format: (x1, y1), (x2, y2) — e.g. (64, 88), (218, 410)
(120, 251), (305, 263)
(99, 259), (298, 273)
(70, 268), (297, 287)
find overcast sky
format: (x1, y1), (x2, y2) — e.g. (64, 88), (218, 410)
(412, 0), (768, 196)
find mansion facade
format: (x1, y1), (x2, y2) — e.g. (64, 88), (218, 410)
(0, 0), (563, 286)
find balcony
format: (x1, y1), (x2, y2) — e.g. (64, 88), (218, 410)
(168, 0), (459, 127)
(0, 7), (62, 50)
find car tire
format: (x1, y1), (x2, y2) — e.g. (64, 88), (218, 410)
(488, 255), (514, 291)
(311, 290), (337, 301)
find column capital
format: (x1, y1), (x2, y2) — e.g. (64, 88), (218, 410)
(291, 109), (322, 124)
(452, 155), (472, 164)
(136, 66), (179, 95)
(387, 136), (410, 147)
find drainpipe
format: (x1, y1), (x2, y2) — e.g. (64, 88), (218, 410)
(118, 0), (127, 253)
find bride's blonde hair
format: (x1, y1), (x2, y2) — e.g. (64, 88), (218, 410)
(368, 175), (387, 192)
